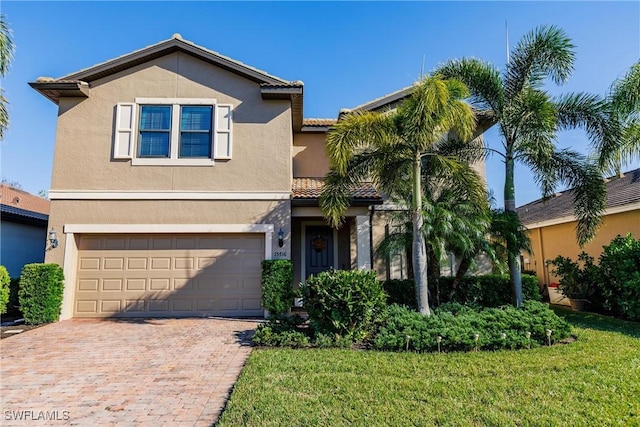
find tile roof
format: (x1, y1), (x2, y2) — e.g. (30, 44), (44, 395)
(302, 118), (337, 127)
(516, 168), (640, 225)
(292, 178), (381, 200)
(0, 185), (50, 216)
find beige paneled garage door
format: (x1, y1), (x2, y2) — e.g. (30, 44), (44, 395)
(74, 234), (264, 318)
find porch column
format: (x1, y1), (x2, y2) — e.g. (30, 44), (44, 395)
(356, 215), (371, 270)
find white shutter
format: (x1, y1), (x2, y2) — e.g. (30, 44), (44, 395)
(214, 104), (232, 159)
(113, 103), (135, 159)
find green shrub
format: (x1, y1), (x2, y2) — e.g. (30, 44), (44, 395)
(252, 315), (310, 347)
(373, 301), (571, 352)
(301, 269), (387, 341)
(261, 259), (295, 316)
(597, 234), (640, 319)
(383, 279), (417, 308)
(382, 274), (541, 310)
(18, 263), (65, 325)
(0, 266), (10, 315)
(549, 253), (599, 300)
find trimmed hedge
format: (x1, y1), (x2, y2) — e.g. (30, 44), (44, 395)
(253, 315), (310, 348)
(301, 269), (387, 341)
(374, 301), (571, 352)
(0, 266), (9, 315)
(261, 259), (294, 316)
(18, 263), (65, 325)
(383, 274), (541, 309)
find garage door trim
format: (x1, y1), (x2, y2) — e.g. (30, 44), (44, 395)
(59, 224), (274, 320)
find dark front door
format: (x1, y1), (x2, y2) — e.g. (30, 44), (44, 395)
(305, 225), (334, 279)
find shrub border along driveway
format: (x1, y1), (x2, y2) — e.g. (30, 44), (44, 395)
(1, 317), (257, 426)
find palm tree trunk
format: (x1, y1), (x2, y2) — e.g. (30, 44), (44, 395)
(504, 155), (523, 306)
(413, 154), (431, 316)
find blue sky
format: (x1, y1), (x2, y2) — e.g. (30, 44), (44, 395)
(1, 1), (639, 206)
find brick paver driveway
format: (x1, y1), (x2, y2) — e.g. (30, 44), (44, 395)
(1, 318), (258, 426)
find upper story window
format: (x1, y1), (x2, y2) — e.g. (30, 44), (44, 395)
(113, 98), (232, 166)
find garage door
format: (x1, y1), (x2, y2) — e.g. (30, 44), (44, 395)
(74, 234), (264, 318)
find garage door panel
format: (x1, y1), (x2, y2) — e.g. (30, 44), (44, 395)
(105, 238), (126, 250)
(124, 300), (145, 312)
(79, 258), (101, 270)
(152, 238), (172, 249)
(127, 258), (148, 270)
(126, 278), (147, 291)
(102, 279), (123, 291)
(74, 233), (265, 317)
(104, 258), (125, 270)
(101, 300), (122, 312)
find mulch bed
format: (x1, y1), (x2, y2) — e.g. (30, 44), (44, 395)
(0, 315), (46, 339)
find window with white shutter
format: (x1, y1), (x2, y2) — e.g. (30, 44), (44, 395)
(113, 103), (135, 159)
(114, 98), (233, 166)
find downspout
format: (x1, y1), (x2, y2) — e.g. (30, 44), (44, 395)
(369, 205), (375, 271)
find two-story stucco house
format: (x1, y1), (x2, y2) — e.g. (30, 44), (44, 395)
(31, 35), (487, 320)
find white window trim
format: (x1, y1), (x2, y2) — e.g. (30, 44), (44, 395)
(124, 98), (232, 166)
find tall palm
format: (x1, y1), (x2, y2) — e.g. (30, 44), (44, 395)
(0, 14), (15, 140)
(436, 25), (612, 306)
(598, 61), (640, 172)
(320, 75), (477, 315)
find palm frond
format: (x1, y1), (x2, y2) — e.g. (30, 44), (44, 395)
(0, 14), (14, 77)
(609, 61), (640, 118)
(504, 25), (575, 98)
(434, 58), (504, 115)
(598, 62), (640, 172)
(525, 149), (606, 246)
(325, 111), (395, 174)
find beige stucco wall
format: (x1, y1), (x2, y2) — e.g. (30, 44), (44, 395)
(292, 132), (330, 178)
(524, 209), (640, 285)
(51, 51), (292, 192)
(44, 199), (291, 266)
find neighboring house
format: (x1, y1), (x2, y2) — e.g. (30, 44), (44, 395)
(0, 185), (50, 278)
(30, 35), (489, 319)
(516, 168), (640, 287)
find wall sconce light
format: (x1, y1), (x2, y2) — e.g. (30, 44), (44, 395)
(48, 228), (59, 249)
(277, 228), (284, 248)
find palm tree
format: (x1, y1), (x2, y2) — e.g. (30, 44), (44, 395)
(320, 75), (477, 315)
(0, 14), (15, 141)
(598, 61), (640, 172)
(436, 25), (612, 306)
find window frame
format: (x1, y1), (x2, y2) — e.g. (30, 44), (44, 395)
(116, 98), (232, 166)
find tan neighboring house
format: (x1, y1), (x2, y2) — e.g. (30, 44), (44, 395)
(30, 35), (489, 320)
(516, 168), (640, 289)
(0, 185), (50, 278)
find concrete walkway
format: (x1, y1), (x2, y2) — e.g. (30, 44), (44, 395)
(1, 318), (257, 426)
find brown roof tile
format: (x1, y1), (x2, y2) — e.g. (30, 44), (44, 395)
(302, 118), (337, 127)
(516, 168), (640, 225)
(292, 178), (381, 200)
(0, 185), (50, 216)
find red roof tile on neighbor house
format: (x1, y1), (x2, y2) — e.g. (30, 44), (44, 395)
(0, 185), (50, 216)
(292, 178), (381, 200)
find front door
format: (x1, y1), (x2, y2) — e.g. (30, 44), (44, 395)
(305, 225), (334, 279)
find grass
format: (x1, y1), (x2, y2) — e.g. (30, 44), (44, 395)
(218, 308), (640, 426)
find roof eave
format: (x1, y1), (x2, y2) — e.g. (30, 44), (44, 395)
(261, 86), (304, 131)
(28, 81), (90, 104)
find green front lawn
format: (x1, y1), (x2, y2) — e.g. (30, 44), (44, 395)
(218, 308), (640, 426)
